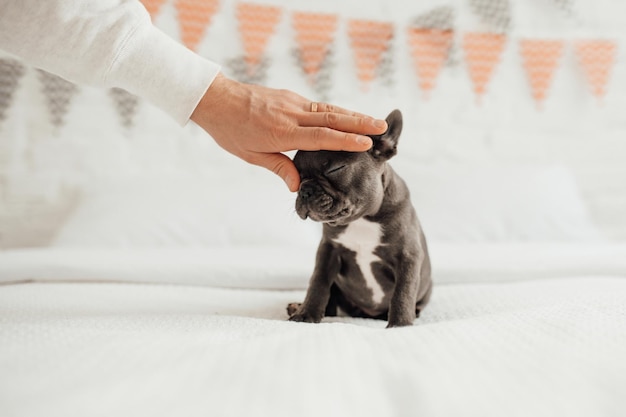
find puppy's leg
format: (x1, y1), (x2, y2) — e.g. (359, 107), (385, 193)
(288, 242), (340, 323)
(386, 251), (424, 328)
(415, 279), (433, 318)
(287, 294), (337, 317)
(324, 284), (340, 317)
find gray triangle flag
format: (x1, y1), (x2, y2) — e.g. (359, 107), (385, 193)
(0, 59), (26, 124)
(225, 56), (271, 86)
(469, 0), (511, 33)
(37, 70), (79, 129)
(109, 88), (139, 130)
(412, 6), (455, 30)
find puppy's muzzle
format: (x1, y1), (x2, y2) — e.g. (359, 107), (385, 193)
(296, 182), (317, 220)
(296, 182), (350, 222)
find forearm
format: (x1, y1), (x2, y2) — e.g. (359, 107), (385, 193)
(0, 0), (220, 125)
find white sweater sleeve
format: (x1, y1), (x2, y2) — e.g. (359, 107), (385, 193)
(0, 0), (221, 125)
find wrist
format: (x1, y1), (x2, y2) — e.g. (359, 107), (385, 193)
(192, 72), (226, 125)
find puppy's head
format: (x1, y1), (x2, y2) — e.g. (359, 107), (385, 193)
(294, 109), (403, 226)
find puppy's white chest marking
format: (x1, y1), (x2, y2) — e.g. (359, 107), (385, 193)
(333, 218), (385, 304)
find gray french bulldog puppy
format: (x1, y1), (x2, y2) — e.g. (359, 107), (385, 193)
(287, 109), (432, 328)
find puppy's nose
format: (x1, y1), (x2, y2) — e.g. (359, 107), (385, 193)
(299, 183), (314, 200)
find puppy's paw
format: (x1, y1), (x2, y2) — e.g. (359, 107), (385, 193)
(386, 313), (415, 328)
(286, 302), (301, 317)
(289, 312), (323, 323)
(287, 306), (323, 323)
(386, 320), (414, 328)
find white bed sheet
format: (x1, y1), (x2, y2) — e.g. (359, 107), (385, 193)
(1, 244), (625, 417)
(1, 278), (625, 417)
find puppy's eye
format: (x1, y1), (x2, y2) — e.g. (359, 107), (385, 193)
(326, 165), (346, 175)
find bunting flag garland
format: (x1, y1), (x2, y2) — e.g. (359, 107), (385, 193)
(0, 3), (622, 128)
(292, 12), (338, 97)
(573, 40), (617, 100)
(469, 0), (511, 33)
(140, 0), (167, 20)
(0, 59), (25, 125)
(292, 12), (338, 82)
(462, 32), (506, 102)
(175, 0), (220, 51)
(347, 20), (394, 89)
(236, 3), (282, 70)
(37, 70), (79, 129)
(519, 39), (564, 108)
(109, 88), (140, 130)
(407, 28), (454, 98)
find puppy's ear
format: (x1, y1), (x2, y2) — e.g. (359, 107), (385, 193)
(369, 109), (402, 161)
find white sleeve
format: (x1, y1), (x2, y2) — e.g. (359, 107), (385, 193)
(0, 0), (221, 125)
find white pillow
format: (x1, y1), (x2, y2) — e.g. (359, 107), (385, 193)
(393, 162), (603, 242)
(53, 163), (601, 248)
(52, 175), (321, 249)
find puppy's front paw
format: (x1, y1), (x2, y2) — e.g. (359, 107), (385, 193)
(286, 302), (301, 317)
(287, 304), (323, 323)
(386, 313), (415, 328)
(289, 312), (323, 323)
(386, 319), (414, 328)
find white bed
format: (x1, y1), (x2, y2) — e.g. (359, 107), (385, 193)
(2, 244), (626, 417)
(1, 138), (624, 417)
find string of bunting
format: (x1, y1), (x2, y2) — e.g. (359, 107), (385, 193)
(148, 0), (616, 105)
(0, 2), (621, 132)
(141, 0), (618, 105)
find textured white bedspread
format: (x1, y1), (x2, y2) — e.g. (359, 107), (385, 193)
(2, 277), (626, 417)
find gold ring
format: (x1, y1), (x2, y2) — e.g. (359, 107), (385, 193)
(310, 102), (318, 112)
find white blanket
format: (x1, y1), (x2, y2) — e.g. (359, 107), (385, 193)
(1, 245), (626, 417)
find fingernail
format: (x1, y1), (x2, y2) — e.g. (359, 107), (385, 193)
(356, 136), (372, 146)
(374, 119), (387, 129)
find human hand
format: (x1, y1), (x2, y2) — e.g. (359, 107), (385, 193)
(190, 73), (388, 192)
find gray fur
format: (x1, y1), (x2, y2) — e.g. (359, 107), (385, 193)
(287, 109), (432, 328)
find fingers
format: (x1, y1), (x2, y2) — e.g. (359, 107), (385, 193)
(291, 126), (374, 152)
(305, 102), (367, 119)
(300, 111), (387, 136)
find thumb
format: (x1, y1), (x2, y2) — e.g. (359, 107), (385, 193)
(256, 153), (301, 192)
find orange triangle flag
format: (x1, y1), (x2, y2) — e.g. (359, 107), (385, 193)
(292, 12), (338, 84)
(462, 32), (506, 101)
(236, 3), (282, 69)
(175, 0), (220, 51)
(407, 28), (453, 98)
(519, 39), (564, 107)
(573, 40), (617, 100)
(347, 19), (394, 88)
(140, 0), (167, 20)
